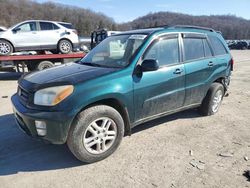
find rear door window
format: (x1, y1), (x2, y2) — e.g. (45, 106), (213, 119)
(183, 38), (204, 61)
(144, 37), (179, 67)
(203, 39), (213, 57)
(208, 35), (227, 56)
(40, 22), (59, 30)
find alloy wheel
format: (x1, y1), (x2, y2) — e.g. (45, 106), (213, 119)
(83, 117), (117, 155)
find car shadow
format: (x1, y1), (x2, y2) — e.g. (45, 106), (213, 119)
(132, 109), (201, 134)
(0, 114), (83, 176)
(0, 109), (201, 176)
(0, 72), (23, 80)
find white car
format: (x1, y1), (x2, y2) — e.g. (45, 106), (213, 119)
(0, 20), (79, 55)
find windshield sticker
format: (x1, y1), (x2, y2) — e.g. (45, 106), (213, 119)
(129, 35), (147, 40)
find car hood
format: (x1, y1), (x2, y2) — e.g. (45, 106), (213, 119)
(23, 62), (119, 87)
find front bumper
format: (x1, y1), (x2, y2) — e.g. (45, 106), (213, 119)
(11, 94), (74, 144)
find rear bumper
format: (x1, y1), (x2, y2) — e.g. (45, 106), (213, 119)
(11, 94), (74, 144)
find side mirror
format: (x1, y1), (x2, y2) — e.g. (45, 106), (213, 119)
(141, 59), (159, 72)
(12, 28), (21, 33)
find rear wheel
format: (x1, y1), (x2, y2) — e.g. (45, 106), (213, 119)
(199, 83), (224, 116)
(67, 105), (124, 163)
(0, 40), (13, 56)
(58, 39), (72, 54)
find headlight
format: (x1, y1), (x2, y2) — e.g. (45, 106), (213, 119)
(34, 85), (74, 106)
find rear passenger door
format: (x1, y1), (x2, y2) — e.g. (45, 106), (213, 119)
(182, 33), (215, 106)
(133, 34), (185, 121)
(37, 22), (61, 48)
(207, 35), (231, 81)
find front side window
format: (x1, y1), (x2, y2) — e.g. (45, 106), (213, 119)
(16, 22), (37, 32)
(143, 38), (179, 67)
(81, 34), (147, 68)
(183, 38), (204, 61)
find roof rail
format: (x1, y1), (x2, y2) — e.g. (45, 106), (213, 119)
(169, 25), (215, 32)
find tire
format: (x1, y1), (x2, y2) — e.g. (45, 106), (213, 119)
(58, 39), (72, 54)
(37, 61), (54, 71)
(67, 105), (124, 163)
(0, 40), (13, 56)
(199, 83), (224, 116)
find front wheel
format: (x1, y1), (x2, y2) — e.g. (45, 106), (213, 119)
(58, 40), (72, 54)
(199, 83), (224, 116)
(0, 40), (13, 56)
(67, 105), (124, 163)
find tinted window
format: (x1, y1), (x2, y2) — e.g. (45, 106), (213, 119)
(40, 22), (59, 30)
(183, 38), (204, 61)
(17, 22), (37, 32)
(59, 23), (73, 29)
(203, 39), (212, 57)
(208, 35), (227, 55)
(144, 38), (179, 66)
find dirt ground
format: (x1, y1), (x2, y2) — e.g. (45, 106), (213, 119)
(0, 50), (250, 188)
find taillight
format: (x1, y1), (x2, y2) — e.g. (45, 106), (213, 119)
(230, 57), (234, 71)
(73, 30), (78, 35)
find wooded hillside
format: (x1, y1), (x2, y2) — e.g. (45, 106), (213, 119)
(119, 12), (250, 39)
(0, 0), (250, 39)
(0, 0), (116, 36)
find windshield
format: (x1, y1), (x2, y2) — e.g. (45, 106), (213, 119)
(80, 34), (147, 68)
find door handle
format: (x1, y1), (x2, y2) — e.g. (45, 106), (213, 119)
(174, 68), (183, 74)
(208, 61), (214, 67)
(32, 32), (37, 34)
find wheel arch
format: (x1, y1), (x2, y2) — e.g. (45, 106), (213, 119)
(72, 98), (132, 137)
(57, 38), (73, 48)
(213, 76), (228, 92)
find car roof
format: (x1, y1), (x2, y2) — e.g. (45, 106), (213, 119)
(21, 20), (71, 24)
(115, 25), (219, 36)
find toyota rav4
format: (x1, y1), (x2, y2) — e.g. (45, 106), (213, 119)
(11, 25), (233, 163)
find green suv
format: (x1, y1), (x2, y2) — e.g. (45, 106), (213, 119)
(11, 25), (233, 163)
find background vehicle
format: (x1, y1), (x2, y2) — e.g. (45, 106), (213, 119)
(11, 25), (233, 163)
(90, 29), (120, 49)
(228, 40), (249, 50)
(0, 20), (79, 55)
(0, 52), (85, 72)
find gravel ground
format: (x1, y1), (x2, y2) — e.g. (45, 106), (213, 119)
(0, 50), (250, 188)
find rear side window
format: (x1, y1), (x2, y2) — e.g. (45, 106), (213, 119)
(40, 22), (59, 30)
(183, 38), (204, 61)
(208, 35), (227, 56)
(59, 23), (74, 29)
(144, 38), (179, 67)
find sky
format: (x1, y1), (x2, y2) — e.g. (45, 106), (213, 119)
(36, 0), (250, 23)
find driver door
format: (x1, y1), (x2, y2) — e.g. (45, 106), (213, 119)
(133, 34), (186, 122)
(11, 21), (39, 50)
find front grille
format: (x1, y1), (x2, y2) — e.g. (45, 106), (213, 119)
(18, 86), (29, 103)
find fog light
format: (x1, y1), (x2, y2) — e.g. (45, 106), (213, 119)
(35, 121), (47, 136)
